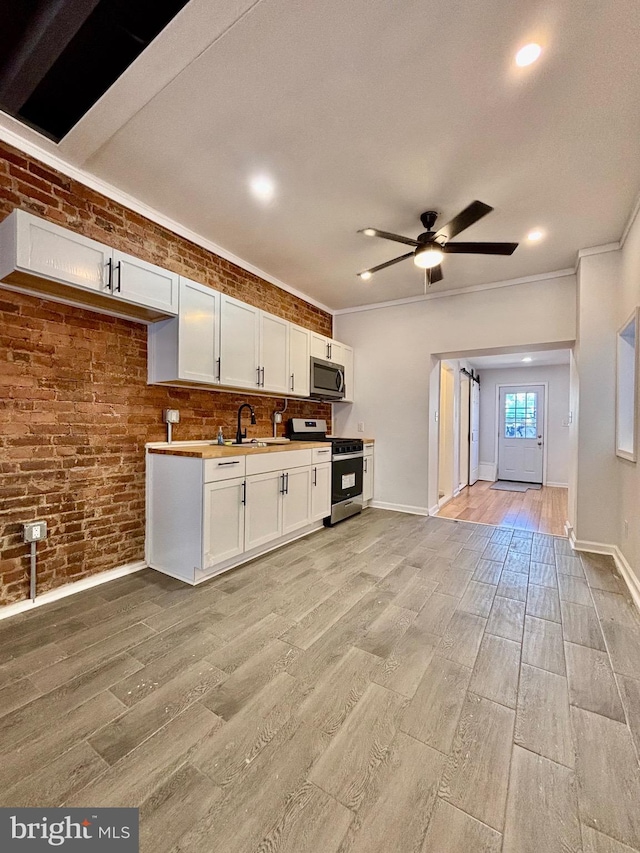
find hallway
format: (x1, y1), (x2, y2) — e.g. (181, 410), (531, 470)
(438, 481), (568, 536)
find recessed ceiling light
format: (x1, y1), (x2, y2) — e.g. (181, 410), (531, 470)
(527, 229), (544, 242)
(363, 228), (376, 237)
(522, 357), (533, 362)
(249, 174), (275, 203)
(515, 43), (542, 67)
(359, 271), (373, 281)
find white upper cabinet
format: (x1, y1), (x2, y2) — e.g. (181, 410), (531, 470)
(289, 324), (310, 396)
(112, 250), (178, 314)
(219, 294), (261, 390)
(260, 311), (289, 394)
(148, 277), (220, 385)
(0, 210), (177, 321)
(338, 344), (354, 403)
(310, 332), (331, 360)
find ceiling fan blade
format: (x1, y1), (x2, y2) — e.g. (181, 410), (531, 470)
(360, 251), (414, 275)
(429, 263), (444, 284)
(443, 241), (518, 255)
(358, 228), (419, 247)
(434, 200), (493, 241)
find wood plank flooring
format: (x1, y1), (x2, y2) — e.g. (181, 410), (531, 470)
(0, 509), (639, 853)
(439, 480), (568, 535)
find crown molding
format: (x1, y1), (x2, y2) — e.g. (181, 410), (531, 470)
(620, 189), (640, 249)
(333, 268), (576, 316)
(0, 120), (335, 316)
(576, 242), (621, 260)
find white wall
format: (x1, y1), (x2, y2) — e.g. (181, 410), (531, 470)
(477, 364), (571, 486)
(333, 275), (577, 513)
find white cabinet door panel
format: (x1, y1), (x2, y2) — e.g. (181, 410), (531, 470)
(282, 467), (312, 535)
(260, 311), (289, 393)
(311, 462), (331, 521)
(17, 212), (111, 292)
(220, 295), (260, 389)
(113, 250), (178, 314)
(363, 453), (374, 502)
(178, 278), (220, 384)
(289, 324), (310, 396)
(245, 471), (283, 550)
(341, 345), (354, 402)
(203, 478), (245, 567)
(310, 333), (329, 360)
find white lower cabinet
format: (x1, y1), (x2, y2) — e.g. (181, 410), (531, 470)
(203, 477), (245, 565)
(147, 447), (323, 584)
(244, 470), (284, 551)
(363, 444), (374, 503)
(311, 461), (331, 521)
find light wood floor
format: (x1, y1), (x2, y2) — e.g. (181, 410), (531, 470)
(438, 480), (568, 535)
(1, 509), (639, 853)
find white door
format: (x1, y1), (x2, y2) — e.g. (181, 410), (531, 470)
(16, 210), (112, 293)
(113, 250), (178, 314)
(311, 462), (331, 521)
(498, 385), (545, 483)
(282, 467), (312, 534)
(469, 379), (480, 485)
(289, 324), (310, 396)
(219, 295), (260, 389)
(244, 471), (283, 550)
(178, 278), (220, 384)
(203, 478), (245, 568)
(260, 311), (289, 393)
(363, 452), (374, 502)
(459, 375), (470, 489)
(310, 333), (330, 360)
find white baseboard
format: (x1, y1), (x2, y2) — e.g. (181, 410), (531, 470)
(370, 500), (431, 517)
(478, 462), (496, 481)
(546, 482), (569, 488)
(0, 560), (147, 622)
(569, 536), (640, 615)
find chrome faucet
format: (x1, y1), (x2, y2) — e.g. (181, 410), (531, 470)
(236, 403), (257, 444)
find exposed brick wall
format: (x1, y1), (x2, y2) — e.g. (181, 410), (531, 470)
(0, 140), (332, 606)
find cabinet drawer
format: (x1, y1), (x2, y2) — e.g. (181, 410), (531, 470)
(246, 449), (312, 475)
(204, 456), (246, 482)
(312, 447), (332, 463)
(364, 443), (374, 456)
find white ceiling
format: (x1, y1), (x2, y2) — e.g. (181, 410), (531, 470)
(467, 349), (571, 370)
(3, 0), (640, 310)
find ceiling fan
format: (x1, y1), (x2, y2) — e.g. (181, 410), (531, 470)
(357, 201), (518, 287)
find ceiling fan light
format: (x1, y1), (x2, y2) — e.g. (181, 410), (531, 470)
(414, 245), (444, 269)
(362, 228), (376, 237)
(359, 271), (373, 280)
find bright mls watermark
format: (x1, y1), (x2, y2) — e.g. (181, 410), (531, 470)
(0, 809), (138, 851)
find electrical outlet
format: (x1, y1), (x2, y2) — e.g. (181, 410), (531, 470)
(163, 409), (180, 424)
(23, 520), (47, 543)
(357, 422), (365, 433)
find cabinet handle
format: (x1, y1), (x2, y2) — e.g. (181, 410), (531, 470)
(317, 449), (330, 454)
(106, 258), (113, 291)
(261, 366), (265, 387)
(285, 472), (289, 494)
(114, 261), (122, 293)
(290, 373), (295, 391)
(216, 357), (221, 382)
(256, 367), (261, 387)
(313, 466), (317, 486)
(217, 460), (240, 466)
(364, 458), (368, 473)
(241, 480), (246, 505)
(280, 472), (285, 494)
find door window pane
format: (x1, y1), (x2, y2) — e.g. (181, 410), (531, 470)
(504, 391), (537, 438)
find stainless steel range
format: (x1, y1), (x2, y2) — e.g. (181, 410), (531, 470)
(286, 418), (363, 525)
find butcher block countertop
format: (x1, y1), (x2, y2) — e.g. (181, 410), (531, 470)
(148, 441), (329, 459)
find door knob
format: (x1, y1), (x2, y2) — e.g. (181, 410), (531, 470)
(537, 441), (542, 446)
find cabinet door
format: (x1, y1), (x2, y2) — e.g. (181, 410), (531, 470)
(340, 345), (354, 402)
(310, 332), (330, 360)
(245, 471), (283, 550)
(260, 311), (289, 393)
(203, 477), (245, 568)
(363, 453), (374, 502)
(15, 211), (111, 292)
(178, 278), (220, 384)
(289, 324), (310, 396)
(113, 250), (178, 314)
(311, 462), (331, 521)
(220, 294), (260, 389)
(282, 467), (312, 535)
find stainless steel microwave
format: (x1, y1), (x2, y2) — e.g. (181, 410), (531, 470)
(310, 357), (345, 400)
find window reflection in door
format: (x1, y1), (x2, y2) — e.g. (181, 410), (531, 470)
(504, 391), (538, 438)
